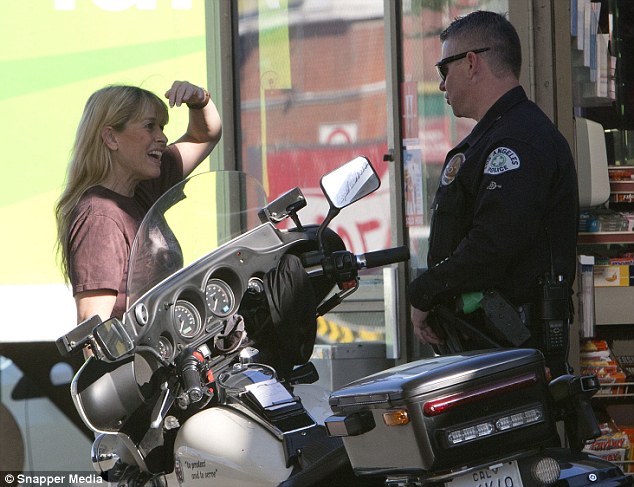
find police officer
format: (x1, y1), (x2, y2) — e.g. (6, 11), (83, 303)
(408, 11), (578, 377)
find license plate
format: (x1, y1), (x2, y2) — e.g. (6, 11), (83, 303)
(446, 461), (523, 487)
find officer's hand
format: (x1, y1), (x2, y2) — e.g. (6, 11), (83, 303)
(411, 306), (443, 345)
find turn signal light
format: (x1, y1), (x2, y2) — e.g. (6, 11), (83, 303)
(383, 409), (409, 426)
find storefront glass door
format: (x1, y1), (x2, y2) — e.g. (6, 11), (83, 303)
(400, 0), (509, 286)
(235, 0), (392, 367)
(233, 0), (511, 372)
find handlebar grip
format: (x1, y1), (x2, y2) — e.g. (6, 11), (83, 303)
(181, 355), (203, 403)
(361, 246), (410, 269)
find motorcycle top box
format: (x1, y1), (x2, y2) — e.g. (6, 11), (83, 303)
(326, 348), (558, 475)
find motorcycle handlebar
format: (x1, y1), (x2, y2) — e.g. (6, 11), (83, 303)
(306, 246), (410, 279)
(358, 246), (410, 269)
(180, 354), (204, 403)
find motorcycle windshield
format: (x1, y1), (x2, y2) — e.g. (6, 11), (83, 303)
(127, 171), (268, 305)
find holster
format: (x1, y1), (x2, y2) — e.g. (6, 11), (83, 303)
(429, 290), (531, 355)
(479, 290), (532, 347)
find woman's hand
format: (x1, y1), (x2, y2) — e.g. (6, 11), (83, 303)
(165, 80), (222, 177)
(164, 80), (208, 108)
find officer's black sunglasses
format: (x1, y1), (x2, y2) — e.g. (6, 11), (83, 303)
(435, 47), (490, 82)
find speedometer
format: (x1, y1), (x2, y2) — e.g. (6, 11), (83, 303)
(205, 279), (234, 317)
(173, 300), (202, 338)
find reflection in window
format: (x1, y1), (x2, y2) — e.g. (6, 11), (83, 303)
(237, 0), (391, 255)
(402, 0), (509, 272)
(236, 0), (391, 345)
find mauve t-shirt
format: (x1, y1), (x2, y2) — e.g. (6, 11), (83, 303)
(68, 146), (183, 319)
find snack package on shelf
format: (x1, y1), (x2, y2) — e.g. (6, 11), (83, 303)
(621, 427), (634, 473)
(611, 194), (634, 205)
(580, 339), (627, 395)
(581, 339), (610, 353)
(593, 256), (634, 287)
(620, 212), (634, 231)
(584, 421), (630, 466)
(586, 447), (627, 463)
(609, 167), (634, 181)
(593, 263), (630, 287)
(578, 209), (629, 232)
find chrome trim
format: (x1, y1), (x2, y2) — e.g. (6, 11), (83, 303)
(70, 357), (111, 435)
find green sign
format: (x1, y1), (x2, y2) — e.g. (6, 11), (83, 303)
(0, 0), (208, 285)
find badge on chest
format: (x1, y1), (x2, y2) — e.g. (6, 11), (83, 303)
(441, 153), (466, 186)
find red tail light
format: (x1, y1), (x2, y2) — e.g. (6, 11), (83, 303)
(423, 373), (538, 416)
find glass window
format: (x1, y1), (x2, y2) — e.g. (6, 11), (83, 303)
(234, 0), (511, 352)
(401, 0), (509, 279)
(236, 0), (390, 347)
(237, 0), (390, 251)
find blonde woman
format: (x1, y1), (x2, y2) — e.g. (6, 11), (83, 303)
(56, 80), (221, 326)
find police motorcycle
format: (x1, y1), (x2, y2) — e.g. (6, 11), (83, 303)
(324, 290), (634, 486)
(57, 156), (409, 486)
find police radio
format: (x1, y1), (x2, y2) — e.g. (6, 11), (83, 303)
(535, 274), (570, 354)
(536, 226), (573, 356)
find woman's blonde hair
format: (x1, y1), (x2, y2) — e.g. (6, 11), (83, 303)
(55, 85), (169, 283)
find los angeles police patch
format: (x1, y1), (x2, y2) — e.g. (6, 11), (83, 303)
(484, 147), (520, 175)
(441, 153), (465, 186)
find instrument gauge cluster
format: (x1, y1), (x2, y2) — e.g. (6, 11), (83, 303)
(173, 299), (203, 339)
(205, 278), (235, 317)
(149, 274), (240, 354)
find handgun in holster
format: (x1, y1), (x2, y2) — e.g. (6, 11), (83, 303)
(432, 289), (531, 353)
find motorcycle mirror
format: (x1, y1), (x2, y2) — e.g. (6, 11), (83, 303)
(91, 433), (121, 474)
(92, 318), (134, 362)
(320, 156), (380, 210)
(258, 187), (307, 225)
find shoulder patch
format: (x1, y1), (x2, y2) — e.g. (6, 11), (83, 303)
(484, 147), (520, 175)
(441, 153), (465, 186)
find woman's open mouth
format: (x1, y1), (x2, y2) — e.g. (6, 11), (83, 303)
(148, 150), (163, 162)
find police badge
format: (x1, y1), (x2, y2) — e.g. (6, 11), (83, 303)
(441, 153), (466, 186)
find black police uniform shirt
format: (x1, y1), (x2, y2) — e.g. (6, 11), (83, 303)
(408, 86), (578, 312)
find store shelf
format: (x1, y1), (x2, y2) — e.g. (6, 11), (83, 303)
(578, 232), (634, 245)
(610, 181), (634, 193)
(595, 382), (634, 399)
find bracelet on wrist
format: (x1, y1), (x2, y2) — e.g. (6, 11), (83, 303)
(186, 89), (210, 110)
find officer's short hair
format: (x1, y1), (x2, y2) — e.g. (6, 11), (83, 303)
(440, 10), (522, 79)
